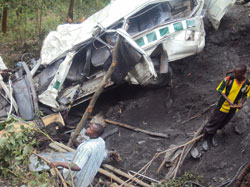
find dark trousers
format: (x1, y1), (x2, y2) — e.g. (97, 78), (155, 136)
(204, 108), (235, 138)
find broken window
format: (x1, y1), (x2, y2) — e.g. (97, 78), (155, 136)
(127, 0), (197, 36)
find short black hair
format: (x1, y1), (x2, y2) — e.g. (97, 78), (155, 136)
(235, 64), (247, 74)
(92, 123), (104, 137)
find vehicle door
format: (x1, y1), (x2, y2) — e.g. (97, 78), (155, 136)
(206, 0), (237, 30)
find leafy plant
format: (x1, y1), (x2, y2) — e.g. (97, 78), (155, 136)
(0, 119), (57, 186)
(152, 172), (203, 187)
(0, 0), (111, 67)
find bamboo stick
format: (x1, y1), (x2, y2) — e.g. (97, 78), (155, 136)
(33, 152), (67, 187)
(49, 143), (67, 153)
(98, 168), (135, 187)
(105, 119), (169, 138)
(67, 32), (122, 147)
(182, 103), (215, 124)
(54, 141), (75, 152)
(103, 164), (150, 187)
(172, 120), (208, 178)
(173, 145), (186, 179)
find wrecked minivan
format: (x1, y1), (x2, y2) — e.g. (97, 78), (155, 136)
(0, 0), (236, 120)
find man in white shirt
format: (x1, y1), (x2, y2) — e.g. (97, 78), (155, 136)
(49, 123), (106, 187)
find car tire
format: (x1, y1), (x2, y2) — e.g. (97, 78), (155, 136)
(147, 66), (172, 88)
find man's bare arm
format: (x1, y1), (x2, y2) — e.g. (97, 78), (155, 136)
(49, 162), (81, 171)
(221, 92), (247, 109)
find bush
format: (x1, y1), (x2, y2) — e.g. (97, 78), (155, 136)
(0, 0), (110, 67)
(0, 118), (57, 186)
(152, 172), (203, 187)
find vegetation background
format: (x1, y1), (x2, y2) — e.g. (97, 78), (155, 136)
(0, 0), (110, 67)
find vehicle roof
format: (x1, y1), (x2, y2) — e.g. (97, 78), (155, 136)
(40, 0), (179, 65)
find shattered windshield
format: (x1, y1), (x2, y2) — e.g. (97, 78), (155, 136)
(127, 0), (197, 35)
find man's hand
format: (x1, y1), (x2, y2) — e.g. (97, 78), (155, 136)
(230, 103), (243, 109)
(221, 93), (235, 108)
(236, 103), (243, 109)
(72, 139), (81, 147)
(49, 162), (81, 171)
(49, 162), (58, 168)
(230, 103), (237, 108)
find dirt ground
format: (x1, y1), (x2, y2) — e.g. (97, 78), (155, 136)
(70, 4), (250, 187)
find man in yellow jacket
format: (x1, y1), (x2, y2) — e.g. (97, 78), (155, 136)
(203, 64), (250, 151)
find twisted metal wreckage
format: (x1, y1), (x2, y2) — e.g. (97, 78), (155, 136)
(0, 0), (236, 121)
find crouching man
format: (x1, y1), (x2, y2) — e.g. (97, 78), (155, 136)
(202, 64), (250, 151)
(49, 123), (105, 187)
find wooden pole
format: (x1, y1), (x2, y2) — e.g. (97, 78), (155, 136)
(156, 146), (177, 175)
(54, 141), (75, 152)
(105, 119), (169, 138)
(67, 35), (121, 147)
(49, 143), (67, 153)
(2, 0), (8, 34)
(67, 0), (75, 23)
(182, 103), (215, 124)
(98, 168), (135, 187)
(172, 120), (208, 178)
(73, 114), (168, 138)
(33, 152), (67, 187)
(173, 145), (186, 179)
(103, 164), (150, 187)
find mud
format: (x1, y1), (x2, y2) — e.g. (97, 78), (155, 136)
(71, 4), (250, 187)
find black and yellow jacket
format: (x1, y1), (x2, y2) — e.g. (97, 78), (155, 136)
(216, 75), (250, 113)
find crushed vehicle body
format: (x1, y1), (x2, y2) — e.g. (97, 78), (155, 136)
(0, 0), (236, 120)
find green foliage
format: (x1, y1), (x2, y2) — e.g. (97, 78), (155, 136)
(0, 119), (57, 186)
(0, 0), (110, 67)
(0, 124), (35, 169)
(0, 0), (64, 41)
(152, 172), (203, 187)
(0, 0), (110, 40)
(0, 117), (17, 130)
(75, 0), (110, 21)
